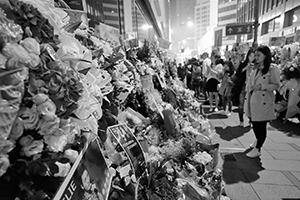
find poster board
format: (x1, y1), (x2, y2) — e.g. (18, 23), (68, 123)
(106, 124), (146, 179)
(53, 139), (112, 200)
(95, 23), (120, 47)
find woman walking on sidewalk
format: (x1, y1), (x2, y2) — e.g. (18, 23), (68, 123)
(244, 45), (280, 158)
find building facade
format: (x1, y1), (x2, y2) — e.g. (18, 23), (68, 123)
(85, 0), (103, 23)
(195, 0), (218, 53)
(102, 0), (125, 34)
(237, 0), (300, 45)
(217, 0), (237, 49)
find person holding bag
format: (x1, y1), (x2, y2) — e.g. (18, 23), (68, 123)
(244, 45), (280, 158)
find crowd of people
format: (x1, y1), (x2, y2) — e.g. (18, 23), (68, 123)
(177, 45), (281, 158)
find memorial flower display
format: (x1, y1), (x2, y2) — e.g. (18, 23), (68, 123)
(0, 0), (229, 199)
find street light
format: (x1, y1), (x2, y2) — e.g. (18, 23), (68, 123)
(187, 21), (193, 27)
(141, 24), (152, 30)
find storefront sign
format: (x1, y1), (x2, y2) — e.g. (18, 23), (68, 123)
(269, 36), (286, 47)
(54, 139), (112, 200)
(106, 124), (146, 179)
(282, 27), (296, 36)
(95, 23), (120, 47)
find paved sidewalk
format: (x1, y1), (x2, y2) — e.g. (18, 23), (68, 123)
(206, 107), (300, 200)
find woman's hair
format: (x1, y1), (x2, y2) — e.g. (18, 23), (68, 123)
(243, 48), (255, 65)
(257, 45), (272, 75)
(224, 61), (234, 76)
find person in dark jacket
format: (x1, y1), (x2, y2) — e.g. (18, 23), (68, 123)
(186, 64), (193, 90)
(232, 49), (255, 127)
(177, 63), (186, 82)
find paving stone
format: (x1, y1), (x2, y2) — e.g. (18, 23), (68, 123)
(259, 148), (275, 160)
(289, 143), (300, 152)
(261, 160), (300, 171)
(237, 134), (257, 143)
(219, 147), (246, 153)
(242, 170), (293, 185)
(224, 183), (260, 200)
(216, 139), (244, 149)
(262, 143), (295, 151)
(269, 136), (300, 143)
(222, 168), (248, 184)
(222, 152), (265, 170)
(291, 172), (300, 182)
(267, 150), (300, 160)
(282, 171), (300, 188)
(251, 184), (300, 200)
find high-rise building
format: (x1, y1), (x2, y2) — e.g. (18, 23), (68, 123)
(216, 0), (237, 49)
(236, 0), (300, 45)
(195, 0), (218, 53)
(86, 0), (167, 43)
(218, 0), (237, 26)
(152, 0), (170, 41)
(86, 0), (104, 23)
(170, 0), (197, 53)
(195, 0), (218, 43)
(102, 0), (125, 34)
(86, 0), (125, 34)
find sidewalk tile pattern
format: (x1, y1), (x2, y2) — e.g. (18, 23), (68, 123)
(206, 106), (300, 200)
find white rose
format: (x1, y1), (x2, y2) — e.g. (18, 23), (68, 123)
(64, 149), (79, 163)
(0, 155), (10, 177)
(44, 135), (68, 152)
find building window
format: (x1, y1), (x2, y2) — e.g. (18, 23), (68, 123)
(218, 13), (237, 21)
(266, 0), (270, 11)
(218, 4), (237, 13)
(103, 7), (118, 13)
(276, 0), (280, 6)
(268, 20), (274, 32)
(284, 6), (300, 28)
(274, 17), (281, 31)
(261, 21), (269, 35)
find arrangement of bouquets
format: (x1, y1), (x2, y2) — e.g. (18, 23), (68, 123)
(276, 43), (300, 119)
(0, 1), (227, 199)
(0, 2), (103, 199)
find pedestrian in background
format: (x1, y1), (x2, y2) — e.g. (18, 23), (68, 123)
(232, 49), (255, 127)
(244, 45), (280, 158)
(206, 56), (223, 112)
(219, 60), (235, 116)
(186, 63), (193, 90)
(192, 61), (202, 99)
(202, 52), (211, 100)
(177, 63), (186, 82)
